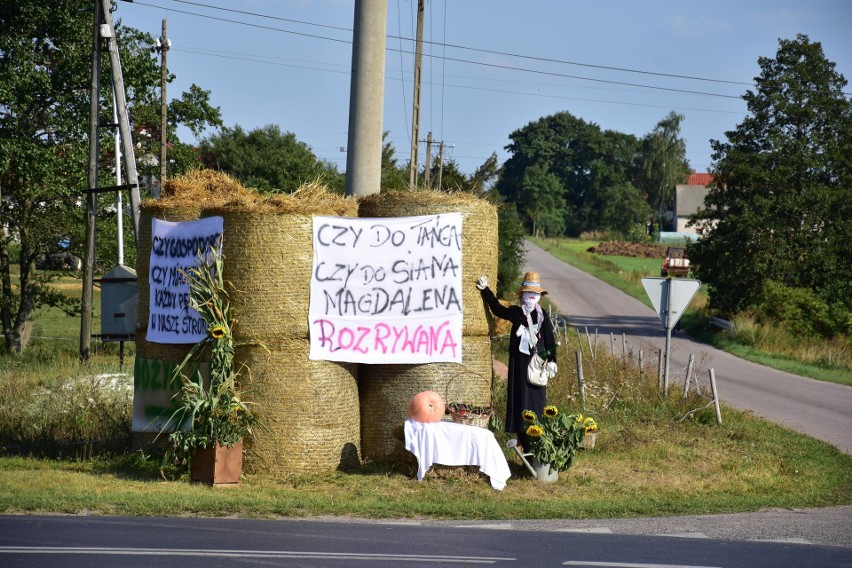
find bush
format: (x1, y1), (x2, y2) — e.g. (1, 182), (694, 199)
(0, 357), (132, 457)
(754, 280), (839, 338)
(496, 205), (527, 298)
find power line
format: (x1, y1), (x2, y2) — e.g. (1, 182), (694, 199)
(125, 0), (747, 99)
(171, 45), (746, 116)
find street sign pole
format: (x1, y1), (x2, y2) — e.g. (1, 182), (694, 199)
(663, 277), (672, 395)
(642, 276), (701, 397)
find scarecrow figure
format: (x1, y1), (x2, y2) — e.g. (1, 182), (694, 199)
(476, 272), (557, 449)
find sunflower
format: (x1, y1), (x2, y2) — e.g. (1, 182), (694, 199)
(522, 410), (537, 423)
(210, 324), (227, 339)
(543, 405), (558, 418)
(583, 417), (598, 433)
(525, 424), (544, 438)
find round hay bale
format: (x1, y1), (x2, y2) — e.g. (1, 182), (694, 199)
(159, 168), (255, 204)
(135, 208), (201, 331)
(358, 334), (493, 461)
(203, 184), (358, 341)
(357, 190), (498, 336)
(235, 340), (361, 476)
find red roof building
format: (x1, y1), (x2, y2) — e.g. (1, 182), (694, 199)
(686, 172), (713, 186)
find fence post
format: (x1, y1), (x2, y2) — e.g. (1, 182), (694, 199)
(622, 333), (627, 364)
(682, 353), (695, 398)
(638, 349), (644, 378)
(576, 350), (585, 410)
(709, 368), (722, 425)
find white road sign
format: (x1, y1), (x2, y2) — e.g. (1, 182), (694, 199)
(642, 277), (701, 330)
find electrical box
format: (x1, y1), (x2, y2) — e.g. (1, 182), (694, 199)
(100, 264), (138, 341)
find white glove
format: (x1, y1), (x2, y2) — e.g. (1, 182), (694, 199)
(475, 275), (488, 290)
(545, 361), (558, 378)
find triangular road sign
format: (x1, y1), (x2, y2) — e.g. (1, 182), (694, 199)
(642, 277), (701, 330)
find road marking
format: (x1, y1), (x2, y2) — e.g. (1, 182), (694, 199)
(461, 523), (515, 530)
(562, 562), (723, 568)
(0, 547), (514, 564)
(555, 527), (613, 534)
(654, 532), (709, 539)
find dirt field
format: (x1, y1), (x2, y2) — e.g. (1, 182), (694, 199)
(586, 241), (668, 258)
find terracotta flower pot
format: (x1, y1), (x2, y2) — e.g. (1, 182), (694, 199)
(190, 441), (243, 486)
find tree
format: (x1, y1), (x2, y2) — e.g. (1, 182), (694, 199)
(0, 1), (221, 353)
(496, 111), (645, 235)
(380, 131), (407, 190)
(521, 164), (566, 237)
(637, 112), (691, 230)
(689, 34), (852, 336)
(199, 124), (344, 194)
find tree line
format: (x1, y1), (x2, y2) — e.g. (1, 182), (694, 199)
(1, 0), (848, 352)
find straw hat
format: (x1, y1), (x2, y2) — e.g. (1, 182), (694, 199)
(518, 271), (547, 295)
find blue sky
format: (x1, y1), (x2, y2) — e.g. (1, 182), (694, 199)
(116, 0), (851, 178)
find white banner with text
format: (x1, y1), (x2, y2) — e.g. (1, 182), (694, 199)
(146, 216), (223, 344)
(309, 214), (463, 364)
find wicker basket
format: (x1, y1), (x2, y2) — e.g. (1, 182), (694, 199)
(445, 408), (490, 428)
(444, 376), (491, 428)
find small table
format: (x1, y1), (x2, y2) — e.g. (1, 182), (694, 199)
(404, 419), (511, 490)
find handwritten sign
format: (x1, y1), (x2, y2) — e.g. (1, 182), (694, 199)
(146, 217), (223, 344)
(309, 214), (463, 364)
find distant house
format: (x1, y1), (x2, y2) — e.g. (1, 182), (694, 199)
(673, 172), (714, 235)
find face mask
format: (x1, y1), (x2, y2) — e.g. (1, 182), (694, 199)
(522, 292), (540, 309)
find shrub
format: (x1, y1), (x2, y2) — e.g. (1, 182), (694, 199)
(754, 280), (838, 338)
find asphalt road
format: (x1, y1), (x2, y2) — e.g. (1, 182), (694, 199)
(523, 240), (852, 455)
(2, 515), (851, 567)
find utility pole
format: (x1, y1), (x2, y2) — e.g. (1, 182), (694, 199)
(81, 0), (102, 361)
(423, 131), (432, 189)
(344, 0), (387, 197)
(81, 0), (142, 360)
(157, 19), (170, 186)
(408, 0), (424, 190)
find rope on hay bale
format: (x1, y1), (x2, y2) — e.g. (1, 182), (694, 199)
(203, 182), (358, 341)
(235, 340), (361, 476)
(357, 190), (498, 337)
(358, 334), (493, 461)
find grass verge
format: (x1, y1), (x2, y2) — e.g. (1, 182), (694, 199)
(1, 345), (850, 520)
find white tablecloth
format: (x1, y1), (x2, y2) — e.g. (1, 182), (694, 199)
(404, 419), (511, 490)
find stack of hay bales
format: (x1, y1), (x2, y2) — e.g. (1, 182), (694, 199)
(136, 172), (362, 475)
(356, 190), (499, 461)
(204, 182), (362, 476)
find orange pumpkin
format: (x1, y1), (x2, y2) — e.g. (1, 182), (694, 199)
(407, 391), (446, 423)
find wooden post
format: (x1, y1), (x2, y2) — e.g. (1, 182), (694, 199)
(593, 329), (599, 360)
(585, 327), (593, 359)
(576, 351), (585, 409)
(610, 332), (616, 358)
(682, 353), (695, 398)
(709, 369), (722, 425)
(622, 332), (627, 363)
(638, 349), (644, 377)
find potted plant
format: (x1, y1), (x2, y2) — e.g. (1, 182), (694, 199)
(521, 405), (586, 481)
(159, 244), (260, 486)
